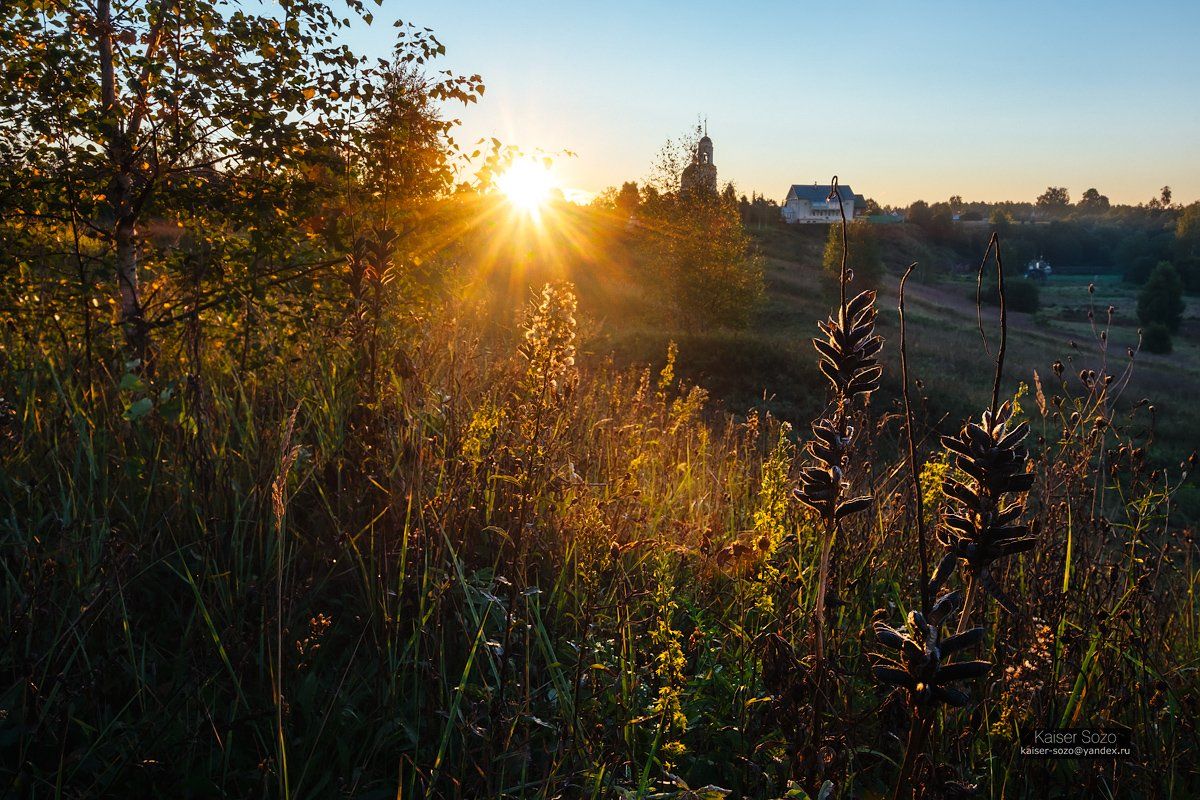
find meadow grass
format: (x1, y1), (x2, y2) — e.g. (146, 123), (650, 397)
(1, 221), (1198, 798)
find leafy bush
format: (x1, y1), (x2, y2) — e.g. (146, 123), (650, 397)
(636, 191), (764, 329)
(1138, 261), (1185, 333)
(1142, 322), (1173, 353)
(971, 277), (1041, 312)
(823, 219), (884, 288)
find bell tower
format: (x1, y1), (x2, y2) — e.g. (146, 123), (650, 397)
(680, 119), (718, 195)
(698, 121), (713, 166)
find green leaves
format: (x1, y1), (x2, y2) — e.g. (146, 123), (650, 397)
(123, 396), (153, 421)
(119, 372), (145, 393)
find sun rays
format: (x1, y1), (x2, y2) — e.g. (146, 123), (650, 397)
(496, 157), (559, 217)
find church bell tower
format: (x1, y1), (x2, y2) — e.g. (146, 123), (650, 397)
(680, 119), (718, 195)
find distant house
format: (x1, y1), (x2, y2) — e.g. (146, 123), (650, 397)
(1025, 257), (1052, 281)
(780, 184), (866, 223)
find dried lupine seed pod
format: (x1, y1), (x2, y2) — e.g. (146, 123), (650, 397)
(929, 401), (1036, 612)
(871, 591), (990, 708)
(813, 289), (884, 400)
(795, 295), (881, 523)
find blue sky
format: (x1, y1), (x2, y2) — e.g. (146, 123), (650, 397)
(343, 1), (1200, 206)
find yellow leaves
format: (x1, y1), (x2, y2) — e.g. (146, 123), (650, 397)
(919, 449), (952, 519)
(1010, 380), (1030, 419)
(302, 87), (316, 101)
(462, 400), (504, 466)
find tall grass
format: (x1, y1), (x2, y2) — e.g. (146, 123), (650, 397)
(1, 231), (1197, 798)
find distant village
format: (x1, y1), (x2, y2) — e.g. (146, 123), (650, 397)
(679, 128), (1056, 279)
(679, 129), (869, 224)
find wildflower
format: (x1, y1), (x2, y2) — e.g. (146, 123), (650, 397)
(520, 281), (578, 399)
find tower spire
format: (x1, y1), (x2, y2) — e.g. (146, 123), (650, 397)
(681, 116), (717, 194)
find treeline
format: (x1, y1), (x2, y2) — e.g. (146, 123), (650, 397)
(737, 191), (782, 228)
(901, 190), (1200, 289)
(700, 178), (1199, 293)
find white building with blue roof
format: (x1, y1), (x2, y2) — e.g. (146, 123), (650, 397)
(781, 184), (867, 223)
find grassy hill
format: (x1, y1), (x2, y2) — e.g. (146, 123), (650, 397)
(589, 221), (1200, 519)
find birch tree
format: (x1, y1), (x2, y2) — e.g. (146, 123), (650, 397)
(0, 0), (376, 359)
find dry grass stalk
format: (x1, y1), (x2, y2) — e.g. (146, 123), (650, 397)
(792, 176), (882, 780)
(870, 261), (990, 798)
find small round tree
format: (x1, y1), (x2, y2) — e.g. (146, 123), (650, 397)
(823, 220), (884, 289)
(644, 192), (764, 329)
(1137, 261), (1185, 334)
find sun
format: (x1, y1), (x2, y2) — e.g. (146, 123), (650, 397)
(496, 158), (558, 214)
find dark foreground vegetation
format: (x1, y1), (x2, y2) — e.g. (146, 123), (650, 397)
(2, 3), (1198, 798)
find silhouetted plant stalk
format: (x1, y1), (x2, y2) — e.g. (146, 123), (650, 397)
(873, 263), (992, 799)
(793, 176), (882, 774)
(872, 592), (990, 799)
(929, 234), (1037, 633)
(899, 264), (932, 619)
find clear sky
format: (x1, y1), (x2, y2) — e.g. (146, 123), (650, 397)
(343, 1), (1200, 207)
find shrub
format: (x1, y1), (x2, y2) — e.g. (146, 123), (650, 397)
(972, 277), (1040, 313)
(638, 191), (764, 329)
(823, 219), (884, 288)
(1137, 261), (1185, 333)
(1143, 322), (1173, 354)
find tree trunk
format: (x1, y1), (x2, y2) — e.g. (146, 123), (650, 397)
(115, 213), (146, 360)
(97, 0), (148, 361)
